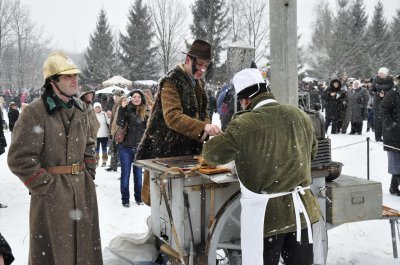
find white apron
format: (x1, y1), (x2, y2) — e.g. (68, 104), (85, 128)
(239, 99), (313, 265)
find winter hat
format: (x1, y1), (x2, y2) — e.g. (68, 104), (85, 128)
(233, 68), (271, 100)
(128, 89), (147, 105)
(112, 89), (125, 96)
(79, 85), (95, 99)
(93, 102), (102, 109)
(182, 39), (212, 62)
(378, 67), (389, 76)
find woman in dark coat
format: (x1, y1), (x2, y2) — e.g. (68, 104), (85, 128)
(372, 67), (394, 141)
(0, 111), (7, 209)
(381, 79), (400, 196)
(323, 79), (347, 134)
(0, 110), (6, 155)
(7, 102), (19, 132)
(0, 233), (14, 265)
(117, 89), (148, 207)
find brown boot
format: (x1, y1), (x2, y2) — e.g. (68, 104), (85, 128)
(96, 153), (100, 167)
(101, 154), (108, 167)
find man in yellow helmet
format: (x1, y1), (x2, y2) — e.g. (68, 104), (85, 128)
(7, 51), (103, 265)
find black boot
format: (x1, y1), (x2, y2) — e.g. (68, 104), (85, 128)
(389, 175), (400, 196)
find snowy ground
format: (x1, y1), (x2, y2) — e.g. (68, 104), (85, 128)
(0, 109), (399, 265)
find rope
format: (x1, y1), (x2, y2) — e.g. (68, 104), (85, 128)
(370, 140), (400, 152)
(331, 140), (366, 150)
(330, 138), (400, 152)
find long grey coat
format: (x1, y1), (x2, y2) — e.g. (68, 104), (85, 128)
(7, 94), (102, 265)
(345, 87), (369, 123)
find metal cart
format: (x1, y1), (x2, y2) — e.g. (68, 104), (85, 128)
(136, 155), (333, 265)
(136, 156), (241, 264)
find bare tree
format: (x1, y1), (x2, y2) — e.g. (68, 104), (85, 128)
(227, 0), (269, 63)
(0, 0), (50, 91)
(228, 0), (244, 42)
(11, 2), (35, 88)
(0, 0), (17, 84)
(151, 0), (188, 74)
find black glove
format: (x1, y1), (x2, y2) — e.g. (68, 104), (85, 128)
(385, 122), (397, 132)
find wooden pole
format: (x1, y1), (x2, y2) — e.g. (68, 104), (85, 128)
(269, 0), (298, 106)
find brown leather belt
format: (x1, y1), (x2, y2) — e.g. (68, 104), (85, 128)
(46, 163), (85, 175)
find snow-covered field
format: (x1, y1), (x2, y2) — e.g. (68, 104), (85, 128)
(0, 110), (399, 265)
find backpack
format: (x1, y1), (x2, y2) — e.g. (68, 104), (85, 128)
(220, 87), (235, 115)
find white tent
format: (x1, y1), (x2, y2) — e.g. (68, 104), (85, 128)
(95, 85), (130, 95)
(102, 76), (132, 87)
(302, 76), (318, 83)
(133, 80), (158, 86)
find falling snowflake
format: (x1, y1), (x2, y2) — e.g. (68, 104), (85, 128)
(32, 125), (44, 134)
(69, 209), (83, 220)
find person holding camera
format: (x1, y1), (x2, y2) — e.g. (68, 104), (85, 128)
(116, 90), (148, 207)
(381, 75), (400, 196)
(372, 67), (394, 142)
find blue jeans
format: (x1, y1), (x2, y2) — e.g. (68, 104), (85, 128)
(118, 145), (142, 204)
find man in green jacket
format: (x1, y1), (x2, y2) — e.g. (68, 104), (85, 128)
(202, 68), (320, 265)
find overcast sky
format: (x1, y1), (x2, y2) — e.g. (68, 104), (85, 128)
(19, 0), (399, 54)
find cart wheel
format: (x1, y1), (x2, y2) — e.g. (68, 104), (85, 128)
(207, 191), (242, 265)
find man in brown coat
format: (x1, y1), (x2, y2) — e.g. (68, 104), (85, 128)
(137, 39), (221, 160)
(79, 85), (100, 142)
(7, 51), (102, 265)
(105, 89), (125, 171)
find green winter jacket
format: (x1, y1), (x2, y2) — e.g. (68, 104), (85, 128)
(202, 92), (321, 237)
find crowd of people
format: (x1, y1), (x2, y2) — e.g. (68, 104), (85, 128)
(0, 37), (399, 264)
(296, 67), (396, 143)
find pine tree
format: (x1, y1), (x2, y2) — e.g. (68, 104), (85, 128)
(190, 0), (230, 67)
(346, 0), (368, 78)
(327, 0), (353, 78)
(82, 9), (116, 86)
(388, 9), (400, 73)
(120, 0), (157, 81)
(307, 1), (334, 80)
(367, 1), (392, 76)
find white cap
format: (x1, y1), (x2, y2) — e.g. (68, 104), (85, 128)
(378, 67), (388, 76)
(93, 102), (102, 109)
(233, 68), (265, 95)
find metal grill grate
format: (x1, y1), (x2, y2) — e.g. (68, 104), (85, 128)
(311, 138), (331, 168)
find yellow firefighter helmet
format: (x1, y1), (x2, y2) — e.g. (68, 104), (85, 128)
(43, 51), (80, 80)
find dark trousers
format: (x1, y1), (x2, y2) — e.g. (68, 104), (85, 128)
(367, 109), (374, 131)
(374, 114), (383, 140)
(95, 137), (109, 154)
(350, 122), (363, 134)
(325, 116), (339, 134)
(118, 145), (142, 204)
(263, 228), (313, 265)
(108, 140), (119, 169)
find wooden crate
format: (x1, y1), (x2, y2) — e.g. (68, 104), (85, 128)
(326, 175), (382, 225)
